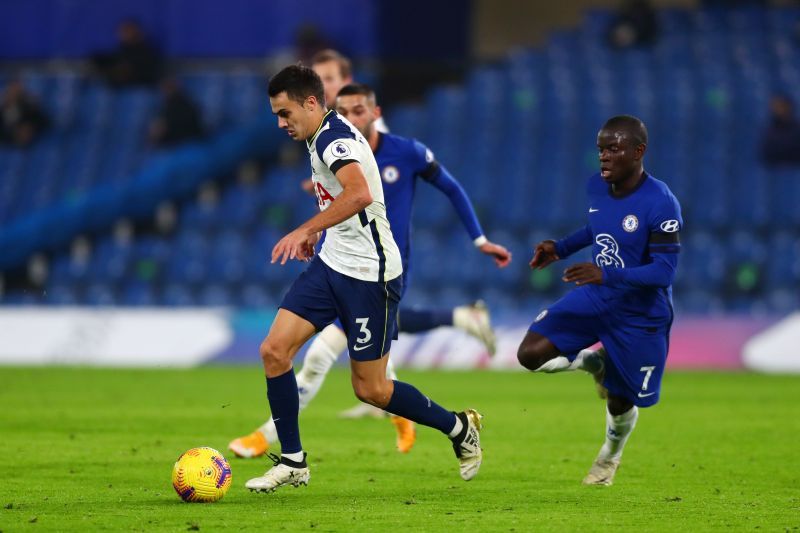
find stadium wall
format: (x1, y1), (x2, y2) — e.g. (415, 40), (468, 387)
(0, 308), (786, 371)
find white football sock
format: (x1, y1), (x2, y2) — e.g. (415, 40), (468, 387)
(534, 349), (601, 373)
(257, 325), (347, 444)
(385, 357), (398, 380)
(296, 324), (347, 410)
(281, 451), (305, 463)
(597, 406), (639, 461)
(448, 415), (464, 438)
(533, 355), (571, 372)
(452, 305), (470, 330)
(568, 348), (604, 372)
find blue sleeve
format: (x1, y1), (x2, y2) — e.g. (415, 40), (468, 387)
(424, 163), (484, 240)
(412, 140), (484, 240)
(555, 225), (593, 258)
(648, 190), (683, 236)
(603, 188), (682, 288)
(602, 252), (678, 288)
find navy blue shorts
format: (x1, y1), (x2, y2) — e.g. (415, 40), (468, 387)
(528, 287), (672, 407)
(280, 257), (402, 361)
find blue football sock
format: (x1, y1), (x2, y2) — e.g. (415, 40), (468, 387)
(384, 380), (457, 434)
(266, 369), (302, 454)
(398, 307), (453, 333)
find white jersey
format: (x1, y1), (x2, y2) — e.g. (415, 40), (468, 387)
(307, 110), (402, 283)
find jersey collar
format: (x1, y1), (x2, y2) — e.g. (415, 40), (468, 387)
(373, 132), (385, 155)
(608, 171), (649, 199)
(307, 109), (334, 149)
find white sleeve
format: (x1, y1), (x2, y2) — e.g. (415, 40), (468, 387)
(321, 137), (363, 174)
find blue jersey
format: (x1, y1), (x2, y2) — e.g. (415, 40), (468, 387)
(555, 172), (683, 324)
(374, 132), (483, 277)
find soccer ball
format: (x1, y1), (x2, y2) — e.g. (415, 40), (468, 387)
(172, 447), (232, 503)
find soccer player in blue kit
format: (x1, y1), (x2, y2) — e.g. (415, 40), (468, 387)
(244, 65), (485, 493)
(517, 115), (682, 486)
(231, 83), (511, 459)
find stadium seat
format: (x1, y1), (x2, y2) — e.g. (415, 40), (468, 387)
(5, 5), (800, 314)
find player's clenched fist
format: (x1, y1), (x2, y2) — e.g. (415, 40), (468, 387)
(529, 240), (560, 270)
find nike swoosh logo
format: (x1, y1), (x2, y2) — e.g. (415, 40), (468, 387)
(589, 208), (599, 213)
(352, 343), (373, 352)
(637, 392), (655, 398)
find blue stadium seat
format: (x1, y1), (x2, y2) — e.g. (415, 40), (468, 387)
(162, 283), (196, 307)
(239, 283), (278, 309)
(6, 9), (800, 314)
(84, 282), (118, 306)
(198, 284), (233, 307)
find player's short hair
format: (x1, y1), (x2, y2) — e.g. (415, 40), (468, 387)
(311, 49), (352, 80)
(602, 115), (648, 146)
(336, 83), (377, 105)
(268, 65), (325, 106)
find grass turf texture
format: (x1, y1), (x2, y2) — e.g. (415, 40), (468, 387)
(1, 367), (799, 531)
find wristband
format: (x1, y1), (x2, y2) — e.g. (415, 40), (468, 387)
(473, 235), (488, 247)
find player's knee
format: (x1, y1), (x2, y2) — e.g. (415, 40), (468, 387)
(607, 395), (634, 416)
(352, 379), (391, 408)
(517, 343), (547, 371)
(259, 337), (290, 368)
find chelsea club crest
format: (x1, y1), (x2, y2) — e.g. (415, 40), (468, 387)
(622, 214), (639, 232)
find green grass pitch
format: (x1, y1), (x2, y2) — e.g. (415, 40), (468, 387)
(1, 367), (799, 531)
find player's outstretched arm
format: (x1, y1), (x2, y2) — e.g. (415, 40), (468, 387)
(422, 161), (511, 268)
(529, 240), (560, 270)
(272, 163), (371, 265)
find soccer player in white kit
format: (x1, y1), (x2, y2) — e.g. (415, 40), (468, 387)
(244, 65), (483, 493)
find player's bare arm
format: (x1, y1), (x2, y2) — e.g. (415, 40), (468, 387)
(529, 240), (560, 270)
(271, 163), (372, 265)
(562, 262), (603, 286)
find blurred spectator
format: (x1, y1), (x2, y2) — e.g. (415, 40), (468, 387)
(606, 0), (659, 49)
(295, 24), (333, 66)
(149, 79), (205, 148)
(91, 19), (162, 87)
(760, 95), (800, 167)
(265, 24), (334, 77)
(0, 80), (49, 148)
(311, 49), (353, 107)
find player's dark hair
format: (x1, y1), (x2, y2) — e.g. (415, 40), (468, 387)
(268, 65), (325, 106)
(336, 83), (377, 105)
(311, 49), (352, 80)
(602, 115), (648, 146)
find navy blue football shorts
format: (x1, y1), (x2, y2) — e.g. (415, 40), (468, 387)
(528, 287), (671, 407)
(280, 257), (402, 361)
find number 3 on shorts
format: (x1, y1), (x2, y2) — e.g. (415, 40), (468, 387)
(355, 317), (372, 345)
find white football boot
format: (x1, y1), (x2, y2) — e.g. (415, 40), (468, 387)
(453, 301), (497, 356)
(450, 409), (483, 480)
(246, 453), (310, 493)
(582, 457), (620, 486)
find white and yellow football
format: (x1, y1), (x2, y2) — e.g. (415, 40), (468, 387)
(172, 447), (232, 503)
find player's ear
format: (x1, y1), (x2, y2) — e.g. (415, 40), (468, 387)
(635, 143), (647, 160)
(304, 95), (318, 111)
(373, 105), (382, 119)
